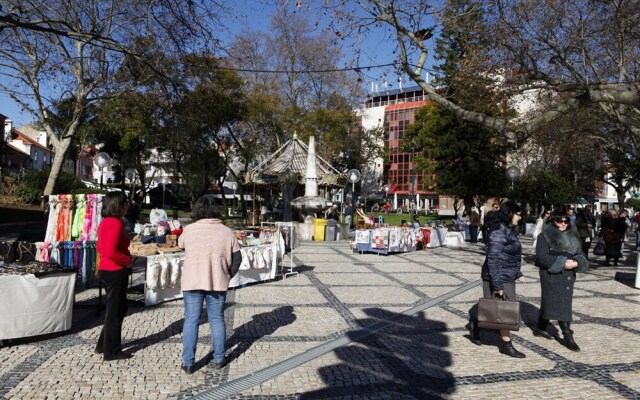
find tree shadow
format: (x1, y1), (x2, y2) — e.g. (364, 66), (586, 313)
(299, 308), (454, 399)
(198, 305), (297, 367)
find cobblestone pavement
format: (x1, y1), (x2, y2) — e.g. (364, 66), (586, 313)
(1, 235), (639, 399)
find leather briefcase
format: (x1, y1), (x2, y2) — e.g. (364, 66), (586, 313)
(477, 294), (521, 331)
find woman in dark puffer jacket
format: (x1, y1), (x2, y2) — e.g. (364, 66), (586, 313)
(468, 201), (526, 358)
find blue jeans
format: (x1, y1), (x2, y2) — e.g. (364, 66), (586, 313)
(182, 290), (227, 366)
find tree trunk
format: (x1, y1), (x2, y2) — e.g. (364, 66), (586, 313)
(43, 138), (72, 196)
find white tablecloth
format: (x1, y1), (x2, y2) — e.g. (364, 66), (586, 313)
(0, 272), (75, 340)
(140, 242), (280, 306)
(428, 227), (448, 248)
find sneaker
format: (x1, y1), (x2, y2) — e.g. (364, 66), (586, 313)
(181, 365), (196, 375)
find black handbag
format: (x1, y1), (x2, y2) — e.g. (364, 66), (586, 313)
(477, 293), (521, 331)
(593, 239), (605, 256)
(0, 241), (16, 263)
(15, 241), (36, 264)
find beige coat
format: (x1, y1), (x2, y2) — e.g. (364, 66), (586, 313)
(178, 219), (241, 292)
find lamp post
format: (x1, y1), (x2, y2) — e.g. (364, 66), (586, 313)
(347, 169), (361, 214)
(411, 142), (416, 212)
(229, 181), (238, 214)
(125, 168), (136, 201)
(162, 177), (167, 209)
(506, 166), (520, 192)
(95, 152), (111, 190)
(384, 184), (390, 204)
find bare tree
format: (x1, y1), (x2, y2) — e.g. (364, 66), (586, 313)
(0, 0), (225, 195)
(317, 0), (639, 141)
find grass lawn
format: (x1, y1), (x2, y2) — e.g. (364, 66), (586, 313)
(363, 212), (455, 227)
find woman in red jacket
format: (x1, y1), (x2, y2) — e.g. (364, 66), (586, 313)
(95, 191), (133, 361)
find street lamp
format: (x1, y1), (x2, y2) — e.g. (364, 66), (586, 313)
(229, 181), (238, 214)
(162, 177), (168, 209)
(347, 169), (361, 214)
(384, 184), (390, 203)
(506, 166), (520, 192)
(411, 142), (416, 212)
(125, 168), (136, 201)
(95, 152), (111, 190)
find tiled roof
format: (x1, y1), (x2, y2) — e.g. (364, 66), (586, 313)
(13, 130), (51, 152)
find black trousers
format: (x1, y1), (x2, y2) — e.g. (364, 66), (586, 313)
(97, 268), (131, 359)
(469, 226), (479, 243)
(580, 237), (590, 258)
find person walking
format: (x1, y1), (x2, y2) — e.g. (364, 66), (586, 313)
(534, 209), (589, 351)
(482, 201), (500, 244)
(469, 207), (481, 243)
(532, 210), (551, 252)
(601, 210), (626, 266)
(178, 195), (242, 374)
(575, 206), (595, 258)
(95, 191), (133, 361)
(468, 201), (526, 358)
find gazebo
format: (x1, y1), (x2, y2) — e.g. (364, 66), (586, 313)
(245, 133), (343, 221)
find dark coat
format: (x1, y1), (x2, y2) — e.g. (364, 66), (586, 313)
(575, 209), (594, 238)
(535, 222), (588, 321)
(601, 216), (626, 257)
(481, 221), (522, 291)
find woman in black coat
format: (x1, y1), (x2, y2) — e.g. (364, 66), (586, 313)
(601, 210), (626, 266)
(468, 201), (526, 358)
(534, 210), (588, 351)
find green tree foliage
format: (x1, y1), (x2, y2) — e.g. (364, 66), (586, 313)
(515, 170), (581, 211)
(15, 168), (87, 204)
(407, 103), (508, 211)
(405, 0), (508, 213)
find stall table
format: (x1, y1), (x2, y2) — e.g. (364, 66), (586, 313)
(133, 242), (281, 306)
(0, 272), (76, 341)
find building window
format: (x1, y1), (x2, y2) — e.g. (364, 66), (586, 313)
(34, 152), (38, 162)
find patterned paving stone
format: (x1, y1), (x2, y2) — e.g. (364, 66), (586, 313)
(1, 239), (638, 399)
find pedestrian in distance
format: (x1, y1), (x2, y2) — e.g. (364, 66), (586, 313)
(468, 201), (526, 358)
(95, 191), (133, 361)
(468, 207), (481, 243)
(178, 195), (242, 374)
(534, 209), (589, 351)
(575, 205), (595, 258)
(532, 209), (551, 253)
(601, 209), (626, 266)
(482, 201), (500, 244)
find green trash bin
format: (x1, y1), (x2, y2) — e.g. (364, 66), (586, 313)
(313, 218), (327, 241)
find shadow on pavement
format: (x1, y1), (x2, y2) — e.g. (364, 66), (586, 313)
(222, 305), (296, 364)
(300, 308), (454, 399)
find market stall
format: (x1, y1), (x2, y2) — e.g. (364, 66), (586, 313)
(134, 237), (284, 306)
(354, 227), (420, 255)
(0, 264), (77, 341)
(427, 227), (449, 248)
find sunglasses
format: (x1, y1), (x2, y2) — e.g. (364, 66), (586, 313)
(556, 218), (570, 224)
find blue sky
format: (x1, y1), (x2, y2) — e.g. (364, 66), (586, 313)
(0, 1), (437, 127)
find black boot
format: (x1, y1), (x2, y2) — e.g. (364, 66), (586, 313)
(533, 315), (553, 340)
(558, 321), (580, 352)
(465, 320), (481, 345)
(499, 340), (526, 358)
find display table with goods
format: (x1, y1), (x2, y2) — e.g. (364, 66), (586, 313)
(0, 262), (78, 341)
(128, 230), (285, 306)
(353, 227), (420, 255)
(427, 227), (449, 248)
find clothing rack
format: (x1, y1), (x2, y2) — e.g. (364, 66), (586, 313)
(261, 221), (298, 279)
